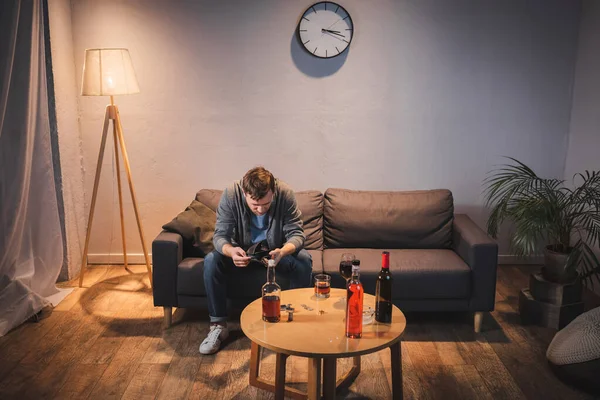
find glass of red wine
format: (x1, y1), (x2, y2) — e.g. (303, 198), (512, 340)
(339, 252), (355, 288)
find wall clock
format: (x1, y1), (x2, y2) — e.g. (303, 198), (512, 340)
(297, 2), (354, 59)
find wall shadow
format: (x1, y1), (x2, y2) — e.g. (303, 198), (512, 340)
(290, 31), (348, 78)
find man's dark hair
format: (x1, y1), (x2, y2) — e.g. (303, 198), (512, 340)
(242, 167), (275, 200)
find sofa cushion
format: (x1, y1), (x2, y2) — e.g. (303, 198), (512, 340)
(324, 188), (454, 249)
(195, 189), (223, 212)
(162, 200), (216, 258)
(307, 249), (323, 274)
(177, 250), (323, 297)
(295, 191), (324, 250)
(323, 248), (470, 299)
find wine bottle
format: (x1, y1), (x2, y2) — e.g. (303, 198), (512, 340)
(262, 259), (281, 322)
(375, 251), (393, 323)
(345, 259), (364, 338)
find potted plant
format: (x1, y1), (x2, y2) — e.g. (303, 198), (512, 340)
(483, 157), (600, 288)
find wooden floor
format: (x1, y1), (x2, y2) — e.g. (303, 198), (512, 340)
(0, 265), (598, 400)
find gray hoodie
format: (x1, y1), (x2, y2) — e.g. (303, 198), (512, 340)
(213, 179), (305, 255)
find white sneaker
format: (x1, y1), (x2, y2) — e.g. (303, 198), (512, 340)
(199, 324), (229, 355)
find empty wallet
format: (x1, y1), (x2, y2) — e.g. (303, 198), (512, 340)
(247, 239), (271, 261)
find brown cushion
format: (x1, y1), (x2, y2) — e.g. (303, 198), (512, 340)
(195, 189), (223, 212)
(323, 188), (454, 249)
(323, 248), (470, 299)
(295, 191), (324, 250)
(162, 200), (216, 258)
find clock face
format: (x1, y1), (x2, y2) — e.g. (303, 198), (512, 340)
(297, 2), (354, 59)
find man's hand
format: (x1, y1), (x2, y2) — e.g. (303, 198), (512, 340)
(269, 248), (284, 265)
(269, 242), (297, 265)
(230, 247), (250, 267)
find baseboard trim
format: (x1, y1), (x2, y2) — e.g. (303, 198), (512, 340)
(87, 253), (150, 265)
(88, 253), (542, 265)
(498, 255), (543, 265)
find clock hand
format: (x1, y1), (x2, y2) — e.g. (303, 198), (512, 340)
(321, 29), (345, 38)
(322, 29), (341, 34)
(323, 31), (348, 42)
(324, 18), (345, 30)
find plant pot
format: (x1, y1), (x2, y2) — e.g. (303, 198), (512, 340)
(543, 245), (578, 284)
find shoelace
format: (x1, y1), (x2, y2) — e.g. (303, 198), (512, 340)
(204, 326), (223, 345)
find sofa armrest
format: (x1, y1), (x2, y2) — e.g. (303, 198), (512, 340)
(152, 231), (183, 307)
(452, 214), (498, 311)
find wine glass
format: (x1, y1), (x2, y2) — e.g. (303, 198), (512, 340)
(339, 253), (355, 287)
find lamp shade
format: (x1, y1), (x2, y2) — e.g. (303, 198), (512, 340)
(81, 48), (140, 96)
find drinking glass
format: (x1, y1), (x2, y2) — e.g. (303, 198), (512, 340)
(339, 253), (355, 287)
(314, 274), (331, 298)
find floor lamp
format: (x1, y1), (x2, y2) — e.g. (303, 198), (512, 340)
(79, 48), (152, 288)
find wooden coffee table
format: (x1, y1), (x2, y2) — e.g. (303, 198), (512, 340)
(240, 288), (406, 400)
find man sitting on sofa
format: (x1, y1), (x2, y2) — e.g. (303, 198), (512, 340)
(199, 166), (312, 354)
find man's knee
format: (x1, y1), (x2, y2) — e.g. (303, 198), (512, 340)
(203, 250), (225, 277)
(295, 249), (313, 271)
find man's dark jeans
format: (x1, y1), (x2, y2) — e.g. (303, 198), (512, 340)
(203, 249), (313, 323)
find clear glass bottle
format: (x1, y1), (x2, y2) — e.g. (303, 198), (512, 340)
(375, 251), (393, 323)
(346, 259), (364, 338)
(262, 259), (281, 322)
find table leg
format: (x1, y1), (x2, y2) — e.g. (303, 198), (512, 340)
(322, 358), (337, 400)
(336, 356), (360, 389)
(248, 341), (305, 400)
(249, 341), (262, 386)
(307, 358), (322, 400)
(390, 341), (403, 400)
(275, 352), (288, 400)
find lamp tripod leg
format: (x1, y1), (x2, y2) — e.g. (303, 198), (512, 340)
(113, 121), (129, 272)
(79, 106), (111, 287)
(114, 107), (153, 287)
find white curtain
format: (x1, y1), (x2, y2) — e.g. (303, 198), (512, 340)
(0, 0), (70, 336)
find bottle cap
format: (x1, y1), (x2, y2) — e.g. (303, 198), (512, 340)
(382, 251), (390, 269)
(352, 259), (360, 266)
(268, 259), (276, 267)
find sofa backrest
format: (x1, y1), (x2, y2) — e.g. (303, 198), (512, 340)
(295, 191), (324, 250)
(195, 189), (324, 251)
(323, 188), (454, 249)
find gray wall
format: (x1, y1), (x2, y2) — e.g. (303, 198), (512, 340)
(565, 0), (600, 180)
(56, 0), (581, 263)
(565, 0), (600, 294)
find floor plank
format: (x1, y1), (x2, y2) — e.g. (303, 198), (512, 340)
(155, 324), (204, 400)
(121, 363), (170, 400)
(86, 309), (159, 399)
(53, 363), (108, 399)
(452, 324), (527, 400)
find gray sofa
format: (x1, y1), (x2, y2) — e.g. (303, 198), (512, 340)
(152, 188), (498, 331)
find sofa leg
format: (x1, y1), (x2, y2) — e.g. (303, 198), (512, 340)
(164, 306), (172, 329)
(474, 312), (483, 333)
